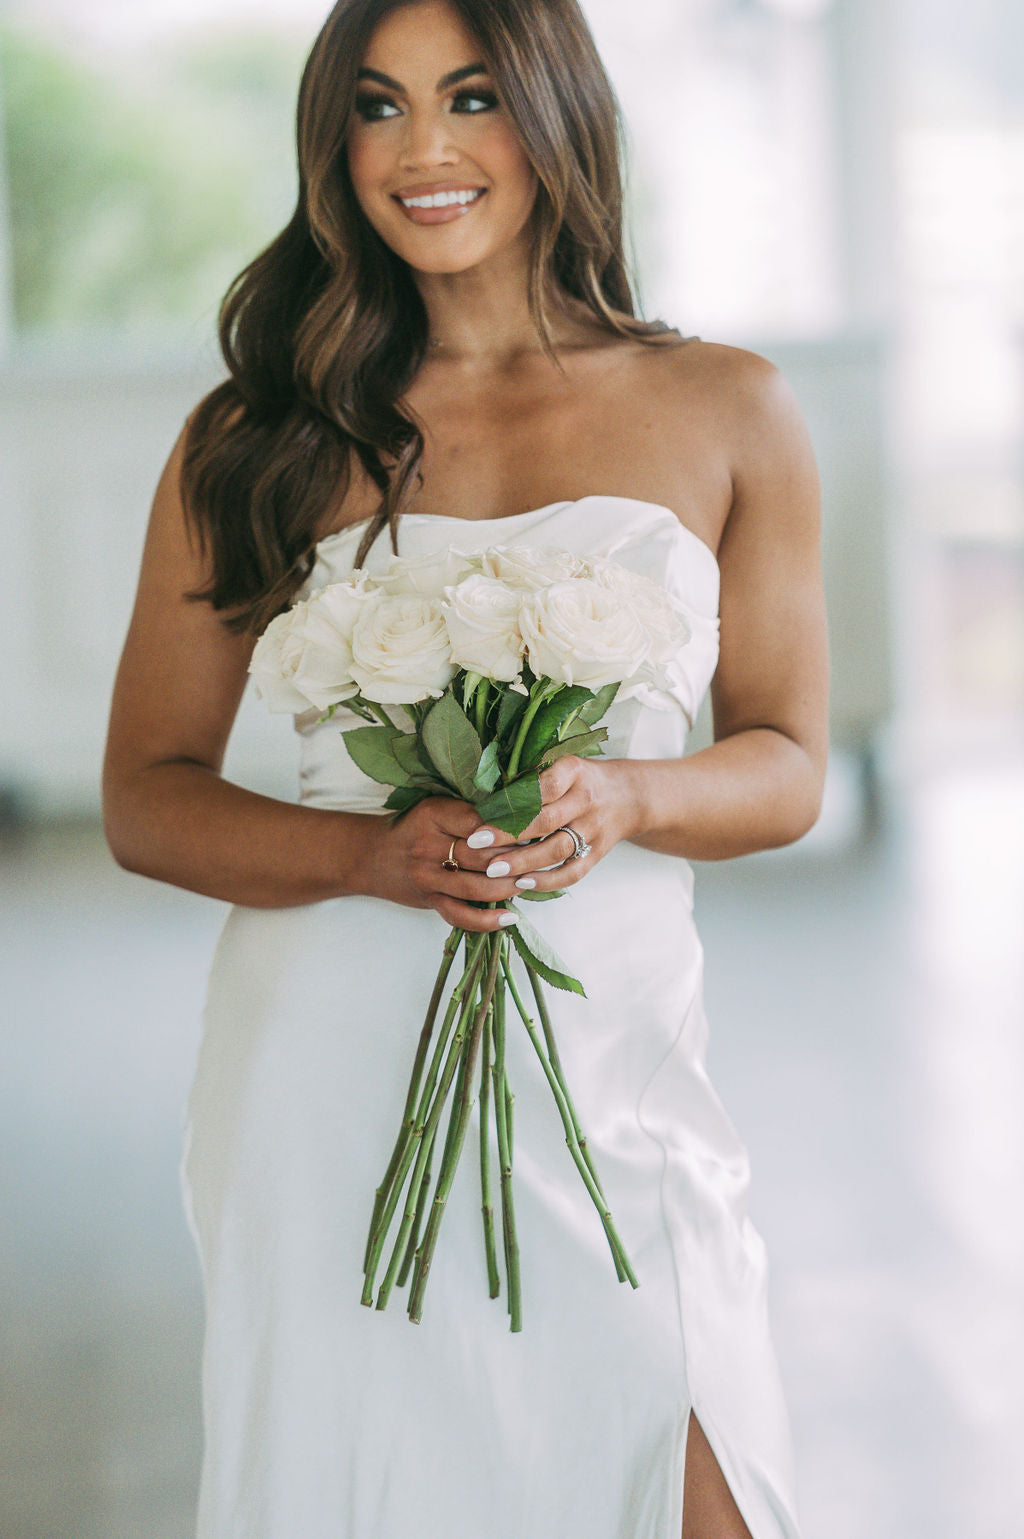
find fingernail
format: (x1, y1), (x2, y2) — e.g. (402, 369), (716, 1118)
(515, 876), (537, 890)
(467, 829), (495, 849)
(497, 911), (518, 928)
(486, 860), (511, 878)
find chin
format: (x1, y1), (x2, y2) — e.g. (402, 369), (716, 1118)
(406, 250), (494, 276)
(363, 199), (533, 279)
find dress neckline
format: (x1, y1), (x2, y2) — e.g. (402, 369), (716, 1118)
(314, 495), (720, 577)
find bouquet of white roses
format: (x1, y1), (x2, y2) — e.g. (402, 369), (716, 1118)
(249, 541), (690, 1331)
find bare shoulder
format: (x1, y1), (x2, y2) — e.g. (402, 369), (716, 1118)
(644, 335), (798, 417)
(657, 337), (815, 483)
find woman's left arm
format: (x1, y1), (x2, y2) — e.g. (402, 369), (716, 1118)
(464, 356), (829, 882)
(623, 352), (828, 860)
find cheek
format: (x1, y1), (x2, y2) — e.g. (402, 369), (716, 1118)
(471, 120), (536, 198)
(346, 134), (386, 206)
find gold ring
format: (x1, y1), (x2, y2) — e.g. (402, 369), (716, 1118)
(441, 839), (460, 872)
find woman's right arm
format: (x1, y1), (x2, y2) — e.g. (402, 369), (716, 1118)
(102, 423), (383, 908)
(102, 424), (511, 928)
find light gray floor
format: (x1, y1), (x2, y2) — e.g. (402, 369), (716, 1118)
(2, 757), (1022, 1539)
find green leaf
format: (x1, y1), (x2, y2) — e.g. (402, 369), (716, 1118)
(392, 731), (432, 780)
(342, 725), (413, 787)
(461, 671), (483, 712)
(519, 685), (597, 768)
(474, 771), (543, 838)
(384, 785), (435, 819)
(535, 727), (609, 768)
(473, 738), (501, 794)
(495, 685), (530, 745)
(514, 887), (566, 902)
(420, 692), (483, 801)
(509, 909), (586, 996)
(575, 680), (620, 727)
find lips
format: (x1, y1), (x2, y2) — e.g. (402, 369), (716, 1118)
(392, 183), (487, 225)
(397, 187), (484, 209)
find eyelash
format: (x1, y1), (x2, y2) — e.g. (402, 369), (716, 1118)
(354, 89), (500, 122)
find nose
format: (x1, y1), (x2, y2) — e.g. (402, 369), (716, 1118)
(398, 107), (458, 173)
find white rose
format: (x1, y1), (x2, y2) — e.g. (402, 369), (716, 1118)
(443, 574), (526, 682)
(349, 591), (456, 703)
(519, 578), (653, 690)
(249, 579), (371, 713)
(375, 547), (479, 599)
(478, 544), (587, 591)
(248, 607), (318, 713)
(585, 558), (691, 676)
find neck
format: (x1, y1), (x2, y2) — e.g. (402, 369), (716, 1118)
(413, 243), (581, 368)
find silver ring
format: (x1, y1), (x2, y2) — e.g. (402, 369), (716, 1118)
(557, 825), (591, 861)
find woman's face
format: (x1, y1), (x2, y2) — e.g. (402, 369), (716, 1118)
(346, 0), (539, 278)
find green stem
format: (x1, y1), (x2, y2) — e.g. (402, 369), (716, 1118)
(408, 937), (503, 1321)
(366, 699), (396, 728)
(474, 677), (490, 739)
(557, 705), (586, 741)
(479, 998), (501, 1298)
(361, 934), (488, 1305)
(526, 963), (617, 1223)
(364, 926), (462, 1271)
(507, 681), (558, 779)
(374, 945), (487, 1311)
(509, 956), (639, 1289)
(398, 981), (477, 1293)
(491, 942), (522, 1330)
(396, 1150), (433, 1288)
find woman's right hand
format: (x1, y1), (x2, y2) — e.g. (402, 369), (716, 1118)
(363, 796), (526, 934)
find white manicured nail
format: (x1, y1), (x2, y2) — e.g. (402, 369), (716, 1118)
(515, 876), (537, 890)
(497, 911), (518, 928)
(467, 829), (495, 849)
(486, 860), (511, 878)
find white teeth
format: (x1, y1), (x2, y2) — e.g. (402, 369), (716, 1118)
(399, 188), (483, 209)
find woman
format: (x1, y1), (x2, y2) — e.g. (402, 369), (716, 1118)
(104, 0), (827, 1535)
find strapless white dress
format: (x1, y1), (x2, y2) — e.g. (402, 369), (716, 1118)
(180, 496), (803, 1539)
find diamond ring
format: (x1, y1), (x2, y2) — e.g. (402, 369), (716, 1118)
(557, 825), (591, 861)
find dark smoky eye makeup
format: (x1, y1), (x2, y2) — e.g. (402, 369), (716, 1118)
(351, 76), (500, 122)
(449, 87), (500, 112)
(353, 92), (400, 121)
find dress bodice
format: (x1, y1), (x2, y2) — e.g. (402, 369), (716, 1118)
(292, 496), (721, 813)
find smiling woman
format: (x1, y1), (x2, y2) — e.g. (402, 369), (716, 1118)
(346, 19), (538, 263)
(103, 1), (827, 1537)
(179, 0), (673, 624)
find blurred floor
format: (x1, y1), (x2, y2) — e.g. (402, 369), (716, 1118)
(1, 757), (1022, 1539)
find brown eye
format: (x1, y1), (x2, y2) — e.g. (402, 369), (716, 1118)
(450, 89), (499, 114)
(355, 94), (400, 121)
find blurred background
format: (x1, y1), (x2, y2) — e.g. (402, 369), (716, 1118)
(1, 1), (1021, 1535)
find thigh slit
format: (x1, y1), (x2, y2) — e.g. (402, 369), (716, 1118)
(680, 1410), (755, 1539)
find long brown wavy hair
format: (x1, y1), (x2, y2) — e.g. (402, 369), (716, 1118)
(182, 0), (675, 634)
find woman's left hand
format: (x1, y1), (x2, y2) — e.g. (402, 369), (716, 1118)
(461, 756), (637, 897)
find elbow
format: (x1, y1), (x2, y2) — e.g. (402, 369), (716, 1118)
(782, 792), (823, 847)
(772, 749), (827, 849)
(102, 802), (143, 876)
(101, 769), (151, 877)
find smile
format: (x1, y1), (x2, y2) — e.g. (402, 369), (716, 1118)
(397, 188), (485, 209)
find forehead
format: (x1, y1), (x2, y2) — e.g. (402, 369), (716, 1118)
(361, 0), (483, 72)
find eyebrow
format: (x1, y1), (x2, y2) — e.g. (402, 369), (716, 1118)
(356, 63), (489, 93)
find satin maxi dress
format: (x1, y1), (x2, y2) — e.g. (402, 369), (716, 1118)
(180, 495), (804, 1539)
